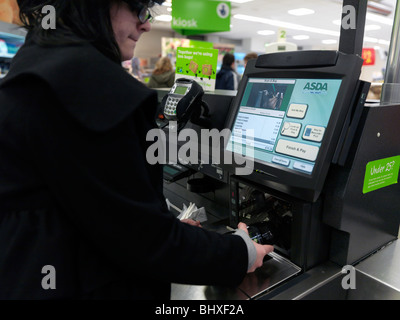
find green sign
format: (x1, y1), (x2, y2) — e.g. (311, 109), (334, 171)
(171, 0), (231, 36)
(175, 47), (219, 91)
(363, 156), (400, 194)
(188, 40), (214, 49)
(162, 37), (213, 58)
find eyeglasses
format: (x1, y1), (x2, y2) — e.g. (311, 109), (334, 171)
(122, 1), (153, 24)
(137, 6), (153, 24)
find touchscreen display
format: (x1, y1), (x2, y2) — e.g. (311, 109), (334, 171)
(227, 78), (342, 175)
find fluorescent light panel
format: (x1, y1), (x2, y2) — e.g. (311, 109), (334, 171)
(257, 30), (275, 36)
(155, 15), (172, 22)
(234, 14), (390, 46)
(322, 39), (337, 44)
(365, 24), (381, 31)
(234, 14), (340, 36)
(228, 0), (254, 3)
(288, 8), (315, 16)
(293, 35), (310, 40)
(366, 12), (393, 25)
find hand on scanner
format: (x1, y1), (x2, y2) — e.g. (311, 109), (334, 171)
(237, 222), (274, 273)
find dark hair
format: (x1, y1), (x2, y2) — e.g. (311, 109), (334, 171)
(222, 53), (235, 67)
(17, 0), (164, 63)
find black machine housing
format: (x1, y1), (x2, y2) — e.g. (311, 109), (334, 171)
(161, 50), (400, 297)
(224, 50), (366, 203)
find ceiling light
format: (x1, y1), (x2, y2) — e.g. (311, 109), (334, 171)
(364, 36), (378, 43)
(322, 39), (337, 44)
(234, 14), (340, 37)
(155, 15), (172, 22)
(288, 8), (315, 16)
(257, 30), (275, 36)
(293, 35), (310, 40)
(365, 24), (382, 31)
(378, 39), (390, 46)
(366, 12), (393, 25)
(228, 0), (254, 3)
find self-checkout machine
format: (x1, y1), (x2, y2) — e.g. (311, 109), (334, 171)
(167, 0), (400, 300)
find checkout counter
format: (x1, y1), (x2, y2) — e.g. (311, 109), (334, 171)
(155, 47), (400, 300)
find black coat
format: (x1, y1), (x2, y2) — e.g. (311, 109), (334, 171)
(215, 65), (238, 90)
(0, 37), (247, 299)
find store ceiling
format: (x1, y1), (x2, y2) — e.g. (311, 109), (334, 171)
(151, 0), (396, 51)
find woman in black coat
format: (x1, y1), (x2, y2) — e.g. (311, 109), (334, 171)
(0, 0), (273, 299)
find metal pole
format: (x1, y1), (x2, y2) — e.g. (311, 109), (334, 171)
(381, 1), (400, 105)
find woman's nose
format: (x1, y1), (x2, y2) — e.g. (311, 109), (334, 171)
(140, 19), (151, 32)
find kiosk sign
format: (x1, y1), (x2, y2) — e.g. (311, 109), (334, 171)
(363, 156), (400, 194)
(171, 0), (231, 35)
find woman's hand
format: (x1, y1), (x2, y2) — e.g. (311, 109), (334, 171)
(237, 222), (274, 273)
(181, 219), (202, 228)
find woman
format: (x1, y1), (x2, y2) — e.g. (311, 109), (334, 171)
(0, 0), (273, 299)
(216, 53), (240, 90)
(147, 56), (175, 89)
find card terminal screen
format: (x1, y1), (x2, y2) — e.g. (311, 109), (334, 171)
(174, 86), (188, 95)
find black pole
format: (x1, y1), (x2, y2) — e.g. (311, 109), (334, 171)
(339, 0), (368, 56)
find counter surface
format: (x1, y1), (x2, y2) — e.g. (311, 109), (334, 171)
(356, 240), (400, 292)
(171, 240), (400, 300)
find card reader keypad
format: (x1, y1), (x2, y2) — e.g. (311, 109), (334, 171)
(165, 97), (180, 117)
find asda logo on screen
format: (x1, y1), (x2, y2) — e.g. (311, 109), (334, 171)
(303, 82), (328, 94)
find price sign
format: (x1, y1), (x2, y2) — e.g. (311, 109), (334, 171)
(363, 156), (400, 194)
(362, 48), (376, 66)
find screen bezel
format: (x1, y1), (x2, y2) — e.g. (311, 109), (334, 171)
(224, 54), (363, 202)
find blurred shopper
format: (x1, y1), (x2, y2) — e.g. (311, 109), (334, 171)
(244, 52), (258, 67)
(367, 84), (382, 101)
(131, 56), (144, 80)
(216, 53), (240, 90)
(147, 56), (175, 88)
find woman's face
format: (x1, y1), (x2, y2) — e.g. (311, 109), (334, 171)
(110, 2), (151, 61)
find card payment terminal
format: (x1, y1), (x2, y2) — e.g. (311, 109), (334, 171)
(161, 78), (204, 124)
